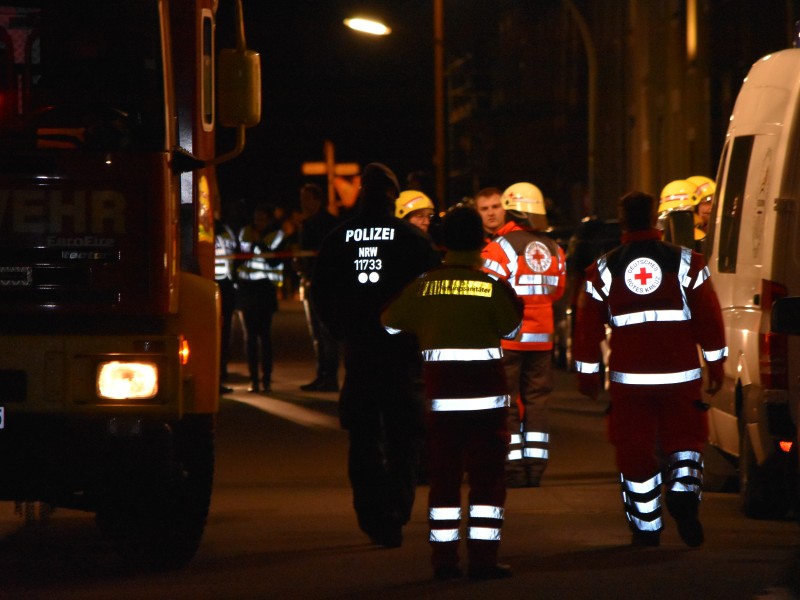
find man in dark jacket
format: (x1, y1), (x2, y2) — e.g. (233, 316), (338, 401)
(311, 163), (441, 548)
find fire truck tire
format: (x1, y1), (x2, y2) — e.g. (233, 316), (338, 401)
(95, 414), (215, 570)
(739, 427), (790, 520)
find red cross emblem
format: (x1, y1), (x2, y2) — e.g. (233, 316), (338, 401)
(625, 258), (661, 295)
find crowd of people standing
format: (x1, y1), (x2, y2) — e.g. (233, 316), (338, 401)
(214, 165), (726, 582)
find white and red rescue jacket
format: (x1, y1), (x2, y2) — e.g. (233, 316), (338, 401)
(572, 228), (727, 395)
(482, 221), (566, 351)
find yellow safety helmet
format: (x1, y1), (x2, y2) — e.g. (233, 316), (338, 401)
(395, 190), (434, 219)
(659, 180), (695, 213)
(502, 182), (545, 215)
(687, 175), (715, 205)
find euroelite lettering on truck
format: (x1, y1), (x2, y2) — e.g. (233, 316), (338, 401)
(0, 0), (260, 570)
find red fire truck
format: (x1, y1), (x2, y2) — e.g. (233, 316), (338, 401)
(0, 0), (260, 568)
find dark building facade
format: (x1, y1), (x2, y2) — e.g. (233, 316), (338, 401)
(445, 0), (800, 221)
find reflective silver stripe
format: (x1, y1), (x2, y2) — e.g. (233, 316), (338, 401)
(524, 448), (549, 459)
(513, 284), (553, 296)
(575, 361), (600, 374)
(670, 450), (702, 463)
(519, 274), (561, 286)
(507, 449), (523, 460)
(525, 431), (549, 443)
(470, 505), (504, 520)
(519, 332), (552, 343)
(670, 481), (701, 494)
(431, 395), (510, 411)
(702, 347), (728, 362)
(483, 258), (505, 275)
(509, 433), (522, 444)
(429, 507), (462, 520)
(496, 237), (519, 277)
(422, 347), (503, 362)
(384, 326), (402, 335)
(468, 527), (501, 541)
(430, 529), (460, 542)
(694, 266), (710, 288)
(586, 280), (604, 302)
(670, 466), (702, 481)
(597, 257), (612, 295)
(627, 513), (663, 532)
(503, 322), (522, 340)
(611, 309), (689, 327)
(622, 473), (662, 493)
(609, 369), (702, 385)
(627, 495), (660, 514)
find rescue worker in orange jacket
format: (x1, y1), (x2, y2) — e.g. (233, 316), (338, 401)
(382, 207), (523, 580)
(572, 191), (727, 547)
(482, 182), (566, 487)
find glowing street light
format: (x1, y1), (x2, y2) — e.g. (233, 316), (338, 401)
(343, 17), (391, 36)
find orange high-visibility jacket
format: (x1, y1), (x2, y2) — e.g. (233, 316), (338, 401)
(482, 221), (566, 352)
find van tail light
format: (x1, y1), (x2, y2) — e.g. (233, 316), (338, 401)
(779, 440), (793, 453)
(759, 279), (789, 389)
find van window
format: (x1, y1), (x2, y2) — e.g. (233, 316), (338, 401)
(717, 135), (754, 273)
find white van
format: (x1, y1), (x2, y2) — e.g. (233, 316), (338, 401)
(704, 48), (800, 518)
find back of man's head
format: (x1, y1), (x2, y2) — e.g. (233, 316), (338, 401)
(619, 191), (657, 232)
(443, 206), (484, 251)
(358, 163), (400, 216)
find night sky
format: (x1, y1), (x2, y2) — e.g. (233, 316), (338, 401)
(216, 1), (438, 216)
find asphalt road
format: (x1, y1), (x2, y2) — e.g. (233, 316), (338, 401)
(0, 299), (799, 599)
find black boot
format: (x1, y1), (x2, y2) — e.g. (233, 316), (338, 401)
(666, 491), (704, 547)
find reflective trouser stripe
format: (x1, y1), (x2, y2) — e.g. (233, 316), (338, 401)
(575, 360), (600, 374)
(667, 450), (703, 496)
(422, 347), (504, 362)
(507, 437), (523, 461)
(430, 529), (460, 542)
(508, 431), (549, 461)
(468, 504), (504, 541)
(430, 505), (462, 543)
(621, 473), (663, 532)
(470, 505), (504, 520)
(468, 527), (501, 541)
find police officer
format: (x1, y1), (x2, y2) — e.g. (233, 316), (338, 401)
(382, 207), (523, 580)
(311, 163), (441, 547)
(482, 182), (566, 488)
(572, 191), (727, 547)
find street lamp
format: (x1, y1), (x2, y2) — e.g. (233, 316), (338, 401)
(344, 6), (447, 212)
(343, 17), (391, 36)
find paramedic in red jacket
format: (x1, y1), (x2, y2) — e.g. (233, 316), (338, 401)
(482, 182), (566, 488)
(572, 190), (726, 548)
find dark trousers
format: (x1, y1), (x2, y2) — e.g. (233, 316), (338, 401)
(218, 278), (236, 378)
(238, 280), (277, 386)
(427, 408), (508, 569)
(340, 340), (425, 537)
(503, 349), (553, 482)
(304, 294), (339, 384)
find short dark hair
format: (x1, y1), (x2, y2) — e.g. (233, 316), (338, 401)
(619, 191), (657, 231)
(443, 206), (484, 251)
(475, 186), (502, 199)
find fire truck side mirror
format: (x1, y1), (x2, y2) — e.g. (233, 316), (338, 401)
(217, 48), (261, 128)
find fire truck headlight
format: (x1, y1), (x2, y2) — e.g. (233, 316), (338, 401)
(97, 361), (159, 400)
